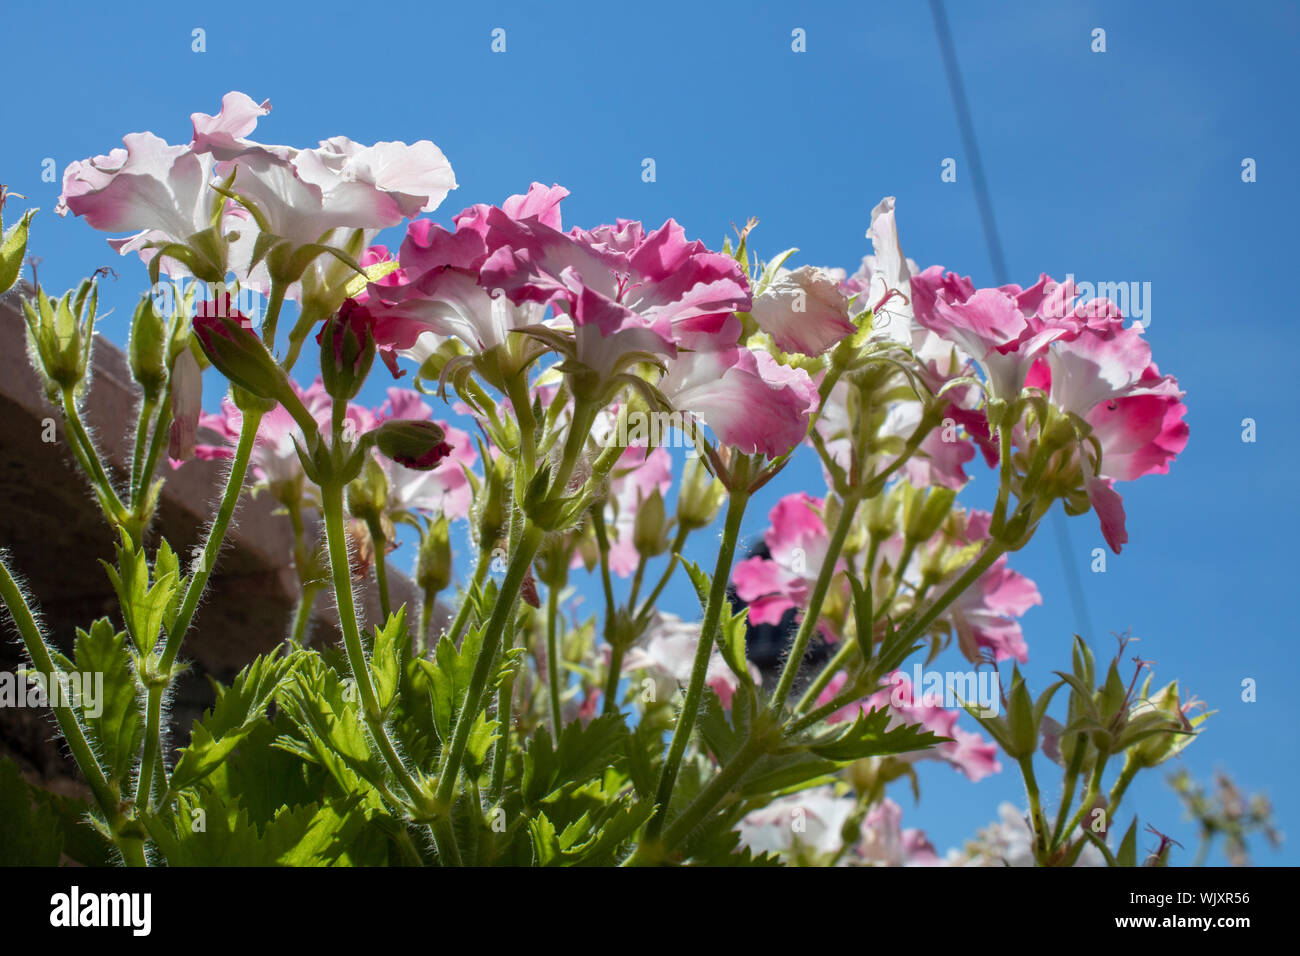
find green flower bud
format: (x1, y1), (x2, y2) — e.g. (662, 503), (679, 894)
(902, 483), (956, 544)
(676, 456), (726, 530)
(317, 298), (376, 402)
(129, 294), (169, 401)
(0, 197), (35, 295)
(192, 295), (286, 401)
(346, 456), (389, 521)
(416, 515), (453, 595)
(22, 280), (97, 391)
(632, 487), (669, 557)
(374, 419), (450, 471)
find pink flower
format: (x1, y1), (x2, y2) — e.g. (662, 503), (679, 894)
(602, 445), (674, 577)
(657, 318), (819, 458)
(818, 671), (1002, 782)
(856, 798), (940, 867)
(194, 93), (456, 249)
(197, 378), (331, 489)
(366, 185), (559, 355)
(621, 611), (753, 708)
(881, 508), (1040, 663)
(750, 265), (856, 355)
(733, 492), (829, 626)
(56, 131), (242, 279)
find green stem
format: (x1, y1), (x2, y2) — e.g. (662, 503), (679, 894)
(660, 734), (766, 855)
(138, 408), (264, 807)
(61, 387), (129, 529)
(128, 394), (158, 508)
(1058, 753), (1110, 852)
(627, 554), (647, 611)
(1107, 757), (1140, 816)
(434, 524), (546, 809)
(134, 396), (173, 517)
(645, 486), (750, 842)
(0, 557), (146, 866)
(634, 524), (691, 622)
(321, 483), (427, 804)
(1018, 755), (1049, 863)
(547, 582), (564, 733)
(418, 588), (435, 657)
(431, 815), (463, 867)
(366, 515), (393, 622)
(1051, 734), (1087, 845)
(892, 541), (1007, 652)
(445, 545), (491, 644)
(769, 493), (861, 717)
(288, 583), (319, 647)
(260, 281), (288, 355)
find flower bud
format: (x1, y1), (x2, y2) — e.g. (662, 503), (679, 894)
(346, 456), (389, 521)
(676, 457), (726, 530)
(22, 281), (97, 391)
(192, 295), (285, 401)
(167, 347), (203, 462)
(632, 487), (669, 557)
(317, 298), (376, 402)
(863, 485), (900, 540)
(129, 294), (169, 401)
(416, 515), (453, 594)
(1, 198), (34, 296)
(373, 419), (451, 471)
(902, 484), (956, 544)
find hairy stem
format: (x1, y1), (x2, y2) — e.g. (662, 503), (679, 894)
(645, 486), (750, 842)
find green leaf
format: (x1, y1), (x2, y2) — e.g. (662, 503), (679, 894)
(522, 713), (627, 805)
(1116, 817), (1139, 867)
(277, 652), (389, 795)
(418, 623), (487, 744)
(803, 706), (945, 762)
(697, 689), (743, 765)
(528, 812), (562, 866)
(29, 789), (115, 867)
(681, 558), (711, 611)
(168, 648), (300, 794)
(99, 532), (179, 654)
(0, 757), (63, 865)
(0, 208), (35, 296)
(71, 618), (143, 788)
(369, 607), (406, 715)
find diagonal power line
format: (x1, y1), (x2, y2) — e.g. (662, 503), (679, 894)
(928, 0), (1095, 643)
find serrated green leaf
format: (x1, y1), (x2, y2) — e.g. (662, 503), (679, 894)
(71, 618), (143, 787)
(803, 706), (945, 762)
(168, 648), (300, 794)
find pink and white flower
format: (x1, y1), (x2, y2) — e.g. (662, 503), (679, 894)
(621, 610), (754, 709)
(818, 670), (1002, 782)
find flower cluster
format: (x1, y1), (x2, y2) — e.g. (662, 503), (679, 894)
(0, 91), (1202, 869)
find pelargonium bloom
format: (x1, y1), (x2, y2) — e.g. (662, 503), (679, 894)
(733, 492), (832, 627)
(192, 92), (457, 253)
(196, 377), (331, 491)
(656, 318), (819, 458)
(881, 507), (1041, 663)
(364, 185), (561, 356)
(620, 610), (755, 709)
(749, 264), (856, 356)
(56, 131), (243, 279)
(819, 670), (1002, 782)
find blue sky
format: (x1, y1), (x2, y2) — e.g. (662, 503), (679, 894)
(3, 0), (1297, 865)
